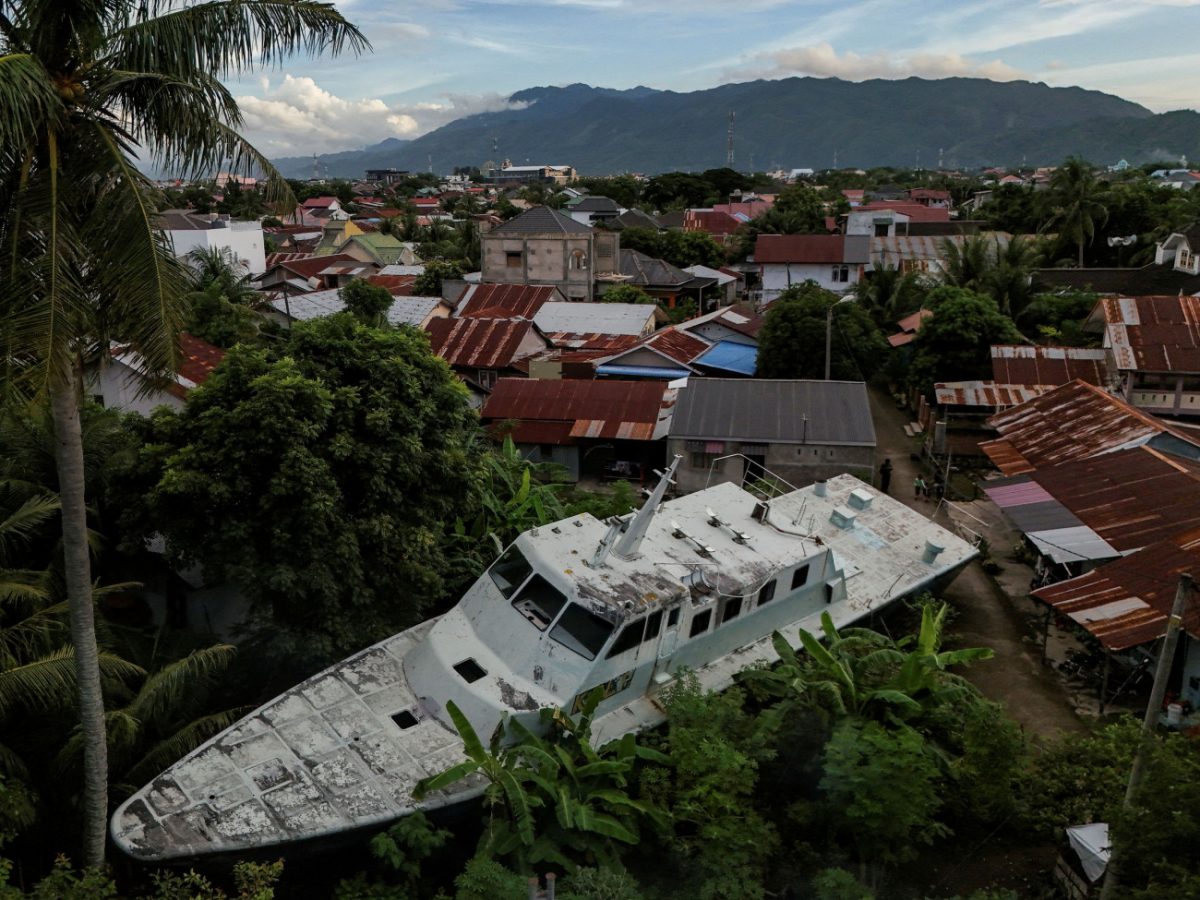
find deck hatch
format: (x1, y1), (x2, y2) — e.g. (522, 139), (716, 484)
(453, 659), (487, 683)
(391, 710), (419, 730)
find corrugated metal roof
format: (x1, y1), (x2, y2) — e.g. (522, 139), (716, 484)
(670, 379), (876, 446)
(424, 318), (545, 369)
(935, 381), (1046, 408)
(755, 234), (870, 264)
(544, 332), (641, 352)
(482, 378), (676, 443)
(981, 380), (1195, 475)
(692, 340), (758, 376)
(642, 328), (711, 365)
(1098, 295), (1200, 373)
(1033, 532), (1200, 650)
(457, 284), (561, 319)
(990, 344), (1109, 387)
(268, 289), (443, 327)
(533, 302), (657, 336)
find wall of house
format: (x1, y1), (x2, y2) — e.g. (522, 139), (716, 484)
(88, 362), (184, 416)
(167, 221), (266, 275)
(761, 263), (860, 300)
(481, 233), (597, 300)
(845, 211), (910, 237)
(667, 438), (875, 494)
(518, 443), (580, 481)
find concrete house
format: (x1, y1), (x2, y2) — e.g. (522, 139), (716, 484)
(481, 207), (619, 301)
(668, 379), (876, 493)
(755, 235), (870, 300)
(159, 210), (266, 275)
(90, 333), (225, 415)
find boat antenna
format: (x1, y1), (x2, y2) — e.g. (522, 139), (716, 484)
(613, 455), (680, 560)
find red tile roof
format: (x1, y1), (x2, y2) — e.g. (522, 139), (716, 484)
(457, 284), (560, 319)
(755, 234), (853, 264)
(1033, 530), (1200, 650)
(178, 333), (225, 385)
(990, 345), (1109, 388)
(425, 318), (544, 369)
(907, 189), (951, 201)
(263, 251), (316, 270)
(482, 378), (675, 444)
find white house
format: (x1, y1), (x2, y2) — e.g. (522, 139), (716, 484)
(89, 333), (225, 415)
(754, 234), (870, 300)
(844, 202), (951, 237)
(159, 210), (266, 275)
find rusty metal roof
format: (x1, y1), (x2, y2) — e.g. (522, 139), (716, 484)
(1033, 531), (1200, 650)
(935, 381), (1046, 408)
(990, 344), (1109, 387)
(755, 234), (870, 264)
(544, 332), (641, 352)
(424, 318), (545, 369)
(1097, 295), (1200, 373)
(482, 378), (676, 444)
(457, 284), (561, 319)
(642, 328), (712, 365)
(981, 380), (1195, 475)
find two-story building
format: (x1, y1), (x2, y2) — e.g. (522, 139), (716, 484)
(755, 235), (870, 300)
(159, 210), (266, 275)
(481, 207), (619, 301)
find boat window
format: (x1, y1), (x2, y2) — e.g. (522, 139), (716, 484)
(644, 610), (664, 642)
(667, 607), (680, 628)
(453, 658), (487, 683)
(606, 618), (645, 658)
(758, 580), (777, 606)
(550, 604), (615, 660)
(512, 574), (568, 631)
(689, 608), (712, 638)
(721, 596), (743, 625)
(791, 564), (810, 590)
(489, 546), (533, 598)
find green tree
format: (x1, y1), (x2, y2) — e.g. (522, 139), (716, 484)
(1043, 157), (1109, 267)
(1016, 289), (1100, 346)
(413, 259), (464, 297)
(856, 262), (926, 327)
(0, 0), (364, 866)
(184, 247), (261, 348)
(119, 315), (480, 663)
(599, 285), (655, 304)
(756, 283), (889, 381)
(907, 286), (1022, 396)
(339, 278), (393, 327)
(941, 236), (1041, 318)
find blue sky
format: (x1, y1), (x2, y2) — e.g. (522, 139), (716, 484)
(231, 0), (1200, 156)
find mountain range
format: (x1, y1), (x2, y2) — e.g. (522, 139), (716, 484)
(270, 77), (1200, 179)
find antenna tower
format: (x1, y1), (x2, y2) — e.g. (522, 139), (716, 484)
(311, 153), (319, 181)
(726, 111), (735, 168)
(427, 153), (433, 175)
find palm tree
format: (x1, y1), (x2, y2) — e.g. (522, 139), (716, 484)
(1043, 157), (1109, 267)
(0, 0), (365, 865)
(940, 235), (994, 292)
(857, 260), (926, 326)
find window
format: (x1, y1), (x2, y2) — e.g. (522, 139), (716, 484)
(874, 222), (889, 237)
(570, 249), (588, 270)
(644, 610), (664, 642)
(606, 619), (645, 658)
(505, 250), (523, 268)
(512, 574), (568, 631)
(667, 607), (680, 628)
(689, 608), (712, 638)
(478, 369), (498, 390)
(691, 452), (715, 469)
(538, 444), (554, 458)
(550, 604), (615, 660)
(489, 546), (532, 598)
(791, 564), (810, 590)
(720, 596), (743, 625)
(758, 580), (777, 606)
(453, 658), (487, 683)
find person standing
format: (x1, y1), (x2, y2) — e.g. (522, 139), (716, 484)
(914, 475), (927, 501)
(879, 458), (893, 494)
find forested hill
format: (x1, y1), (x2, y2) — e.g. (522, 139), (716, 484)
(267, 76), (1200, 178)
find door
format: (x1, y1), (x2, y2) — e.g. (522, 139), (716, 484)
(652, 604), (682, 682)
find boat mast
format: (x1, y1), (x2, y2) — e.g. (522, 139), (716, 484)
(612, 455), (681, 560)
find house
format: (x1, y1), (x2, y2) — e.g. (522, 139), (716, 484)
(979, 380), (1200, 477)
(313, 219), (365, 255)
(844, 202), (951, 237)
(608, 249), (716, 309)
(293, 196), (349, 225)
(90, 333), (224, 415)
(611, 209), (662, 231)
(158, 210), (266, 275)
(489, 163), (577, 186)
(480, 378), (676, 481)
(681, 266), (742, 306)
(456, 283), (566, 319)
(267, 289), (450, 330)
(905, 188), (952, 209)
(841, 189), (865, 208)
(424, 317), (551, 395)
(365, 168), (410, 185)
(667, 379), (876, 493)
(675, 303), (763, 346)
(335, 233), (414, 267)
(595, 327), (715, 380)
(871, 234), (1011, 278)
(254, 253), (359, 296)
(754, 234), (870, 300)
(1085, 294), (1200, 419)
(530, 302), (660, 340)
(565, 196), (624, 227)
(480, 207), (619, 301)
(1154, 226), (1200, 273)
(683, 209), (743, 241)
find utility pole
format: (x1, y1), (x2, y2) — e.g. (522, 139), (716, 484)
(1098, 573), (1193, 900)
(726, 111), (735, 168)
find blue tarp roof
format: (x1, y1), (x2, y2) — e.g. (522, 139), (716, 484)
(596, 364), (690, 379)
(692, 340), (757, 376)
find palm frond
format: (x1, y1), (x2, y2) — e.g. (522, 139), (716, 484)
(0, 491), (59, 556)
(123, 643), (235, 726)
(0, 52), (60, 149)
(0, 646), (141, 716)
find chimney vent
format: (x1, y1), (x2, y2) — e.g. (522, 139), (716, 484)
(923, 540), (945, 565)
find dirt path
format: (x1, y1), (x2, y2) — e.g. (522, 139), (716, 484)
(868, 387), (1087, 741)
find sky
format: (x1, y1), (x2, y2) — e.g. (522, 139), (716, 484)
(230, 0), (1200, 156)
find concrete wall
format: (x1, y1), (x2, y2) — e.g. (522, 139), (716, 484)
(668, 438), (875, 494)
(761, 262), (860, 300)
(845, 210), (910, 237)
(518, 443), (580, 481)
(88, 362), (184, 416)
(167, 221), (266, 275)
(481, 233), (598, 300)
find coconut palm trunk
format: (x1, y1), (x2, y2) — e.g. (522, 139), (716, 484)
(49, 361), (109, 866)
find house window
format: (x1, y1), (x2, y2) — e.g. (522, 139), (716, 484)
(791, 564), (810, 590)
(757, 580), (777, 606)
(478, 369), (497, 390)
(505, 250), (523, 268)
(830, 265), (849, 283)
(538, 444), (553, 458)
(689, 608), (712, 638)
(874, 223), (889, 237)
(570, 249), (588, 270)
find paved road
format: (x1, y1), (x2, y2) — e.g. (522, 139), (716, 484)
(868, 387), (1087, 741)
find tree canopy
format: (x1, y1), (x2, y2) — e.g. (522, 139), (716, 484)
(906, 286), (1023, 396)
(756, 283), (889, 381)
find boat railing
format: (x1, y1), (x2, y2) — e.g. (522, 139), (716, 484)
(703, 453), (803, 499)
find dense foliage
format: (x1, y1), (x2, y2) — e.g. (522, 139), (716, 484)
(756, 282), (889, 381)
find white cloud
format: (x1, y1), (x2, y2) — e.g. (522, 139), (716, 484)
(236, 76), (526, 154)
(729, 42), (1025, 82)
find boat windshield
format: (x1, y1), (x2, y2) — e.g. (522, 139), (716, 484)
(489, 545), (533, 598)
(550, 604), (615, 661)
(512, 574), (568, 630)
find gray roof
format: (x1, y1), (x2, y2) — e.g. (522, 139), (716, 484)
(670, 378), (876, 446)
(532, 301), (657, 336)
(571, 197), (620, 213)
(270, 289), (443, 327)
(615, 209), (661, 230)
(492, 206), (593, 235)
(619, 249), (691, 288)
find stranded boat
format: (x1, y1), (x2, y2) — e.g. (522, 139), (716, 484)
(111, 461), (976, 861)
